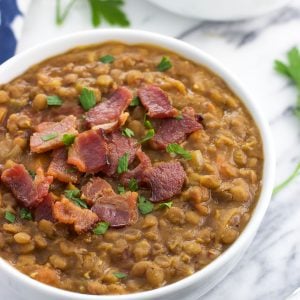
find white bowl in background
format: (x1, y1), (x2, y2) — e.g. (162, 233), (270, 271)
(148, 0), (291, 20)
(0, 29), (275, 300)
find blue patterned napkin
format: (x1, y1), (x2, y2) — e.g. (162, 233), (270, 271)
(0, 0), (31, 64)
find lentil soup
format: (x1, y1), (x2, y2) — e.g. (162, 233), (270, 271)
(0, 42), (263, 295)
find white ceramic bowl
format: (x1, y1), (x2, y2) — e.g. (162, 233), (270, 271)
(148, 0), (290, 20)
(0, 29), (275, 300)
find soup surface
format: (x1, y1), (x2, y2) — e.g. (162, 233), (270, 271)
(0, 42), (263, 295)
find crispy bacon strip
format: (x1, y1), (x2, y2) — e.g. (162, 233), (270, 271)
(85, 87), (132, 131)
(47, 148), (80, 183)
(30, 115), (78, 153)
(138, 85), (178, 118)
(81, 177), (115, 206)
(151, 107), (202, 149)
(144, 161), (185, 202)
(68, 130), (108, 173)
(53, 196), (99, 233)
(1, 164), (53, 208)
(91, 192), (138, 227)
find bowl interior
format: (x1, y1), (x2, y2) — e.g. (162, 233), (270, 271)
(0, 29), (275, 300)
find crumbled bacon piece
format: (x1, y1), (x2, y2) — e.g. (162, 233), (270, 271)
(104, 131), (138, 176)
(120, 149), (152, 186)
(30, 115), (78, 153)
(86, 87), (132, 131)
(68, 130), (108, 173)
(53, 196), (99, 233)
(91, 192), (138, 227)
(47, 148), (80, 183)
(144, 161), (185, 202)
(151, 107), (202, 149)
(34, 193), (54, 222)
(81, 177), (115, 206)
(138, 85), (177, 118)
(1, 164), (53, 208)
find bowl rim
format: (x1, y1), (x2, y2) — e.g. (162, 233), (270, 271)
(0, 29), (275, 300)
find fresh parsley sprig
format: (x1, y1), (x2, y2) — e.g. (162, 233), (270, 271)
(273, 47), (300, 194)
(275, 47), (300, 118)
(64, 189), (88, 209)
(56, 0), (130, 27)
(166, 143), (192, 160)
(273, 162), (300, 195)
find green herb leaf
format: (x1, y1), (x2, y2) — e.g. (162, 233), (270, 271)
(41, 132), (58, 141)
(128, 178), (138, 191)
(88, 0), (130, 27)
(93, 221), (109, 235)
(28, 169), (36, 179)
(62, 133), (76, 146)
(156, 56), (172, 72)
(143, 114), (153, 129)
(175, 114), (183, 120)
(47, 95), (63, 106)
(79, 87), (96, 111)
(99, 54), (115, 64)
(5, 211), (15, 223)
(113, 272), (127, 279)
(55, 0), (77, 25)
(117, 185), (126, 194)
(275, 47), (300, 119)
(122, 128), (135, 138)
(273, 162), (300, 195)
(64, 189), (88, 209)
(274, 60), (291, 78)
(117, 153), (129, 174)
(166, 143), (192, 160)
(158, 201), (173, 209)
(140, 129), (155, 144)
(130, 96), (140, 107)
(138, 196), (153, 215)
(66, 167), (77, 174)
(20, 208), (32, 220)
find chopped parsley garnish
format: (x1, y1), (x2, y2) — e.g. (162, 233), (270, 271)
(175, 114), (183, 120)
(56, 0), (130, 27)
(5, 211), (15, 223)
(128, 178), (138, 191)
(117, 153), (129, 174)
(47, 95), (63, 106)
(273, 162), (300, 195)
(93, 221), (109, 235)
(143, 115), (153, 129)
(275, 47), (300, 118)
(158, 201), (173, 209)
(117, 185), (126, 194)
(64, 189), (88, 209)
(113, 272), (127, 279)
(66, 167), (77, 174)
(156, 56), (172, 72)
(41, 132), (58, 141)
(79, 87), (96, 111)
(28, 169), (36, 179)
(138, 196), (153, 215)
(122, 128), (135, 138)
(166, 143), (192, 160)
(99, 54), (115, 64)
(62, 133), (76, 146)
(140, 129), (155, 144)
(20, 208), (32, 220)
(130, 96), (140, 107)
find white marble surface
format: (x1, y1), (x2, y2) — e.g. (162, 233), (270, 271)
(3, 0), (300, 299)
